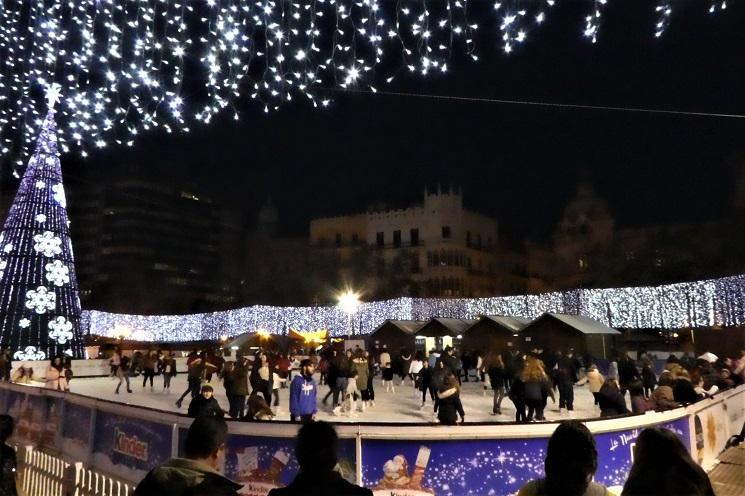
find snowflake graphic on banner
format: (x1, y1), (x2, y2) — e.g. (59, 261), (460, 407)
(25, 286), (55, 314)
(34, 231), (62, 257)
(48, 317), (74, 344)
(45, 260), (70, 287)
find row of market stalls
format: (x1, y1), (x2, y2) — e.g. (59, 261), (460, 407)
(370, 313), (622, 359)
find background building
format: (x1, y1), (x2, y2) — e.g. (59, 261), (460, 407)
(310, 186), (525, 298)
(67, 168), (243, 314)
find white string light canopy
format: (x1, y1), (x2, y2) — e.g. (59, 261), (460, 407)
(0, 0), (733, 170)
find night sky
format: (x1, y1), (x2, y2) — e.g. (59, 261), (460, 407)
(62, 0), (745, 242)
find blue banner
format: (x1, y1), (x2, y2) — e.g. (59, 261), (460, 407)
(361, 417), (690, 496)
(62, 402), (93, 460)
(6, 392), (45, 447)
(39, 396), (64, 450)
(92, 410), (173, 481)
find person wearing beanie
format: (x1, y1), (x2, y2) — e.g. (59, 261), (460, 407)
(187, 384), (225, 418)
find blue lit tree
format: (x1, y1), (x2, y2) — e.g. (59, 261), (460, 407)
(0, 86), (83, 360)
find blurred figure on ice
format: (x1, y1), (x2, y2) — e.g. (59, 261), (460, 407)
(161, 351), (177, 392)
(115, 355), (132, 394)
(435, 373), (465, 425)
(187, 385), (225, 418)
(45, 355), (68, 391)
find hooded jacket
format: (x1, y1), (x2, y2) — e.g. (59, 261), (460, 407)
(289, 374), (317, 417)
(134, 458), (242, 496)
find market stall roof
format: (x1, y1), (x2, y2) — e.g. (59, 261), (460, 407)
(224, 332), (270, 350)
(371, 320), (426, 335)
(527, 313), (622, 335)
(477, 315), (532, 332)
(417, 318), (477, 337)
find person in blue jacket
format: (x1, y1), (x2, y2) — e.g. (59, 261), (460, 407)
(290, 359), (317, 423)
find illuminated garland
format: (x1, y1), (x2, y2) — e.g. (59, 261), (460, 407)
(86, 273), (745, 342)
(0, 0), (730, 169)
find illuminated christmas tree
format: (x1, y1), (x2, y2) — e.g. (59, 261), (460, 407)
(0, 85), (83, 360)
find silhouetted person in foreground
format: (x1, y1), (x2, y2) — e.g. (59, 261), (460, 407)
(267, 421), (372, 496)
(134, 416), (241, 496)
(0, 415), (18, 496)
(518, 420), (612, 496)
(622, 427), (714, 496)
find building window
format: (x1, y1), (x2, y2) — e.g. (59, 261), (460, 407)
(442, 226), (451, 239)
(393, 230), (402, 247)
(335, 233), (342, 247)
(410, 228), (419, 246)
(466, 231), (471, 246)
(376, 232), (384, 248)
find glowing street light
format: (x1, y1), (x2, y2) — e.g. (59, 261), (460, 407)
(337, 290), (361, 339)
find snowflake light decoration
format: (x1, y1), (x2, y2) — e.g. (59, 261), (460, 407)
(45, 260), (70, 287)
(25, 286), (56, 315)
(0, 260), (6, 279)
(13, 346), (46, 361)
(3, 244), (12, 254)
(18, 318), (31, 329)
(48, 317), (74, 344)
(51, 184), (67, 208)
(33, 231), (62, 257)
(35, 214), (47, 224)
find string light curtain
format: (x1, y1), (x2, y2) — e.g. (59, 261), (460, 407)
(0, 88), (84, 360)
(0, 0), (731, 169)
(85, 274), (745, 341)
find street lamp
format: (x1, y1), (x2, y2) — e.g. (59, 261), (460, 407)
(337, 290), (361, 340)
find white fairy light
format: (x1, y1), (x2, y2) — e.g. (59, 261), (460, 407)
(0, 1), (727, 166)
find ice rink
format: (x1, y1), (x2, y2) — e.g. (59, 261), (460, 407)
(70, 372), (631, 423)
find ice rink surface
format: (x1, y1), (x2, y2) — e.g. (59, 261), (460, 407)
(70, 372), (632, 423)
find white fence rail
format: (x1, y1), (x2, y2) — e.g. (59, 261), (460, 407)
(18, 446), (134, 496)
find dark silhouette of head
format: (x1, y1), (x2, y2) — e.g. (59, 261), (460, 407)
(0, 415), (14, 444)
(622, 427), (714, 496)
(296, 421), (338, 473)
(544, 421), (598, 496)
(184, 416), (227, 462)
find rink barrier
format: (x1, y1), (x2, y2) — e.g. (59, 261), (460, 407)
(0, 382), (743, 495)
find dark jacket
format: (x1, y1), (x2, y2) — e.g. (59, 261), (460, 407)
(187, 395), (225, 418)
(161, 358), (177, 377)
(487, 365), (506, 390)
(418, 366), (433, 390)
(641, 365), (657, 388)
(618, 359), (640, 387)
(249, 362), (273, 392)
(134, 458), (241, 496)
(331, 355), (351, 379)
(232, 362), (250, 396)
(435, 387), (465, 425)
(557, 356), (578, 383)
(0, 444), (17, 496)
(267, 471), (372, 496)
(431, 367), (446, 390)
(673, 378), (700, 404)
(598, 383), (630, 417)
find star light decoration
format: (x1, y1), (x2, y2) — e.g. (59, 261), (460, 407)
(0, 0), (731, 167)
(0, 86), (83, 359)
(85, 272), (745, 342)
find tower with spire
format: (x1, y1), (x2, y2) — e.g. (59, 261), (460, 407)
(0, 84), (83, 360)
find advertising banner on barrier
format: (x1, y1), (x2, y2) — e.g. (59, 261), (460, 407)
(361, 418), (689, 496)
(39, 396), (64, 451)
(92, 410), (173, 482)
(692, 390), (745, 472)
(177, 429), (356, 496)
(62, 402), (93, 461)
(6, 391), (46, 447)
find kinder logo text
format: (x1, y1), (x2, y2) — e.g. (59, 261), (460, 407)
(113, 428), (149, 461)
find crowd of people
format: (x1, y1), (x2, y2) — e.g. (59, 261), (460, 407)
(101, 343), (745, 425)
(133, 415), (720, 496)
